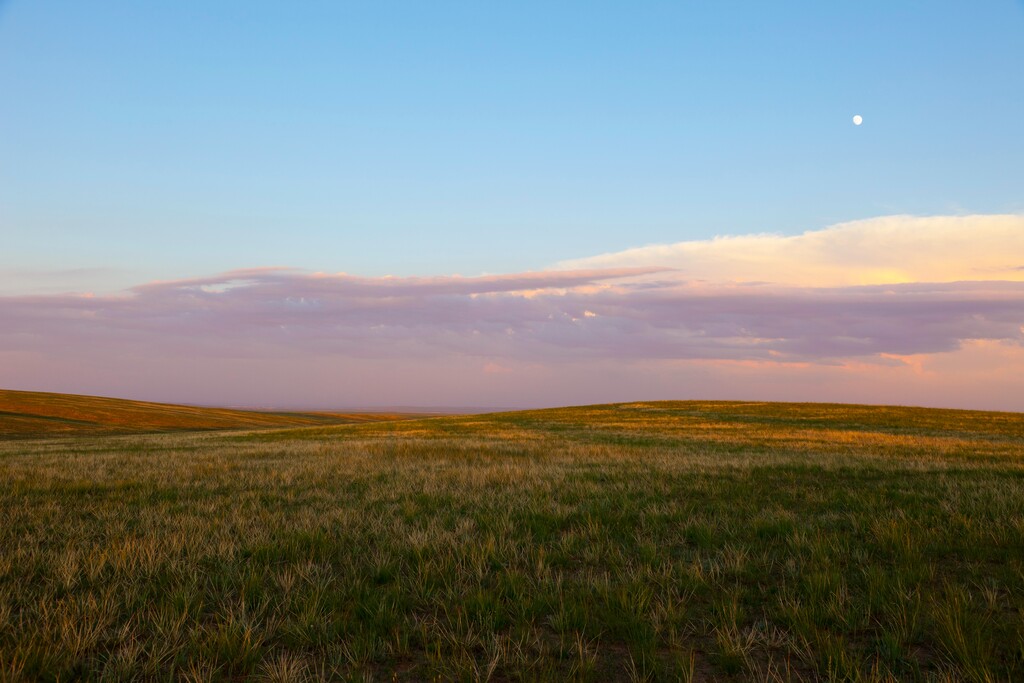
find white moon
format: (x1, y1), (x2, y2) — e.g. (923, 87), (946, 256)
(852, 115), (863, 126)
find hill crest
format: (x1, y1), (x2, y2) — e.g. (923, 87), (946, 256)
(0, 389), (422, 438)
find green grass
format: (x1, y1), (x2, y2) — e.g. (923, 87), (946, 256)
(1, 400), (1023, 680)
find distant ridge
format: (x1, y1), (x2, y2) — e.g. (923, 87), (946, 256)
(0, 389), (425, 438)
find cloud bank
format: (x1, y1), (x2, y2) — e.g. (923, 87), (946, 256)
(559, 214), (1024, 286)
(2, 215), (1023, 410)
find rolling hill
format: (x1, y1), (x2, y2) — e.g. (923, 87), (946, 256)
(0, 388), (422, 437)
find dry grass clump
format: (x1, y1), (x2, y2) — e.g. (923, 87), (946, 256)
(0, 401), (1022, 680)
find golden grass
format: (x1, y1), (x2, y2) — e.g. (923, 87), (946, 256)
(0, 389), (425, 438)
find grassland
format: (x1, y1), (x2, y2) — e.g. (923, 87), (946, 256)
(1, 400), (1023, 681)
(0, 389), (421, 438)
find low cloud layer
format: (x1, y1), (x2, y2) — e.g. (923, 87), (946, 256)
(2, 215), (1023, 409)
(4, 268), (1022, 363)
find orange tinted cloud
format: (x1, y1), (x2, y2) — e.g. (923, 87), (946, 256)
(558, 214), (1024, 287)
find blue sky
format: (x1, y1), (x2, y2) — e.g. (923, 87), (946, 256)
(2, 1), (1023, 288)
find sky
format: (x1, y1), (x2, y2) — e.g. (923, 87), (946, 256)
(1, 2), (1023, 410)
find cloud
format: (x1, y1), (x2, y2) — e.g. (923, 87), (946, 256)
(557, 214), (1024, 287)
(2, 267), (1021, 365)
(2, 214), (1023, 409)
(0, 266), (136, 296)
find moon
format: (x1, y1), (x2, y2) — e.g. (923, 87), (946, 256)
(852, 115), (863, 126)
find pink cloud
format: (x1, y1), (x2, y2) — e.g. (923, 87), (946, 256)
(2, 267), (1023, 410)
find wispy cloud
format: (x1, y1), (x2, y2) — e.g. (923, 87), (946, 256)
(0, 266), (135, 295)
